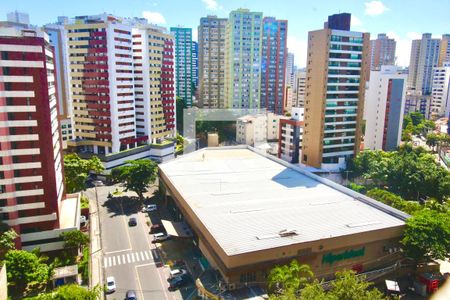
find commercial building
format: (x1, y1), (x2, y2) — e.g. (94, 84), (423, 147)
(132, 22), (176, 143)
(236, 113), (286, 146)
(370, 33), (396, 70)
(404, 90), (431, 119)
(170, 27), (193, 107)
(260, 17), (287, 115)
(224, 9), (263, 109)
(438, 34), (450, 67)
(44, 17), (73, 149)
(278, 107), (304, 163)
(408, 33), (441, 95)
(198, 15), (227, 108)
(301, 13), (370, 170)
(159, 147), (407, 289)
(294, 71), (306, 108)
(430, 62), (450, 118)
(364, 66), (407, 151)
(0, 26), (79, 251)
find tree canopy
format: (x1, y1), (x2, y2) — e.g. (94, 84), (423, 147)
(0, 228), (18, 260)
(111, 159), (158, 200)
(267, 260), (313, 296)
(24, 284), (103, 300)
(401, 209), (450, 261)
(346, 147), (450, 201)
(301, 270), (386, 300)
(63, 153), (104, 193)
(60, 230), (89, 250)
(5, 250), (51, 297)
(402, 112), (435, 141)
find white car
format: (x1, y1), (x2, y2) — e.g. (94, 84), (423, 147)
(169, 268), (187, 280)
(153, 232), (169, 242)
(142, 204), (157, 212)
(106, 276), (116, 293)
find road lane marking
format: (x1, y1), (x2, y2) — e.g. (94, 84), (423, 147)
(112, 256), (116, 266)
(136, 252), (141, 262)
(108, 257), (112, 267)
(140, 251), (145, 261)
(105, 248), (131, 255)
(131, 253), (135, 263)
(127, 253), (131, 263)
(144, 251), (149, 260)
(122, 254), (126, 264)
(117, 255), (121, 265)
(135, 262), (156, 267)
(104, 257), (108, 268)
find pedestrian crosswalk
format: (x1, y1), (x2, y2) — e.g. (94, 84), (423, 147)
(103, 250), (154, 268)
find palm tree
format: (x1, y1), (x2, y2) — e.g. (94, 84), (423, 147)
(267, 260), (313, 295)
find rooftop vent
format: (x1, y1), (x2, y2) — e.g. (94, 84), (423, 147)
(278, 229), (298, 237)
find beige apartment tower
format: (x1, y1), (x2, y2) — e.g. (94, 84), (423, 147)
(301, 13), (370, 169)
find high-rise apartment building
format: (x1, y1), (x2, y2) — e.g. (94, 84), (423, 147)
(430, 62), (450, 118)
(192, 41), (198, 96)
(0, 26), (79, 251)
(301, 13), (370, 169)
(170, 27), (193, 107)
(404, 91), (431, 119)
(66, 14), (137, 155)
(278, 107), (304, 163)
(408, 33), (441, 95)
(132, 23), (176, 142)
(294, 71), (306, 108)
(439, 34), (450, 67)
(260, 17), (287, 115)
(286, 52), (295, 87)
(44, 18), (73, 149)
(198, 15), (227, 108)
(364, 66), (407, 151)
(224, 9), (263, 109)
(370, 33), (396, 70)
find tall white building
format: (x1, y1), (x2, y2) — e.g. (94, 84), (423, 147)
(364, 66), (407, 151)
(286, 52), (295, 87)
(408, 33), (441, 95)
(430, 62), (450, 118)
(294, 71), (306, 108)
(236, 113), (287, 146)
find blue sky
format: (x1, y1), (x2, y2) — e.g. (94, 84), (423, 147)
(1, 0), (449, 67)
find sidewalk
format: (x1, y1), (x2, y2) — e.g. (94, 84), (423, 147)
(88, 190), (104, 299)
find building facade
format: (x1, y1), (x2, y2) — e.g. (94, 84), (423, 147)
(224, 9), (263, 109)
(192, 41), (198, 98)
(278, 107), (304, 163)
(439, 34), (450, 67)
(132, 23), (176, 143)
(198, 16), (227, 108)
(404, 91), (431, 119)
(294, 71), (306, 108)
(236, 113), (286, 146)
(370, 33), (396, 70)
(260, 17), (287, 115)
(301, 13), (370, 169)
(408, 33), (441, 95)
(44, 19), (73, 149)
(364, 66), (407, 151)
(0, 27), (79, 251)
(430, 62), (450, 118)
(170, 27), (193, 107)
(66, 15), (137, 155)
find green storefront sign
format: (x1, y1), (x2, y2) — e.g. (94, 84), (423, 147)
(322, 247), (365, 265)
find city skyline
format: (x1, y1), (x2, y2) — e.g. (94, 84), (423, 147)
(1, 0), (450, 68)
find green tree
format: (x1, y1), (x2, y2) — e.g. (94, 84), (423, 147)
(24, 284), (103, 300)
(267, 260), (313, 295)
(367, 188), (422, 215)
(0, 228), (18, 259)
(5, 250), (51, 297)
(111, 159), (158, 200)
(63, 154), (104, 193)
(60, 230), (89, 251)
(426, 133), (439, 150)
(301, 271), (386, 300)
(401, 209), (450, 261)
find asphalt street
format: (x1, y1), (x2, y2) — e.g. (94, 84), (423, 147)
(87, 185), (183, 300)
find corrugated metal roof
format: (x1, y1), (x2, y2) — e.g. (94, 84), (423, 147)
(159, 147), (406, 256)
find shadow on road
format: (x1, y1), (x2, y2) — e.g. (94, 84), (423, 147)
(102, 196), (142, 217)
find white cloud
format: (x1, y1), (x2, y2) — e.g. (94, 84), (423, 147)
(202, 0), (222, 11)
(351, 15), (363, 28)
(364, 1), (389, 16)
(192, 28), (198, 42)
(406, 32), (421, 40)
(142, 11), (166, 24)
(287, 36), (308, 68)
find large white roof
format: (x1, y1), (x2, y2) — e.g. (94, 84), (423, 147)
(159, 147), (407, 256)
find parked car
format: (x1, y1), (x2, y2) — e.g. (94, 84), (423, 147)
(168, 276), (187, 291)
(169, 269), (187, 280)
(142, 204), (157, 213)
(93, 180), (104, 187)
(149, 223), (164, 234)
(128, 217), (137, 227)
(106, 276), (116, 293)
(125, 290), (137, 300)
(153, 232), (169, 242)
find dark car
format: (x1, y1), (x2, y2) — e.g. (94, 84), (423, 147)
(149, 223), (164, 234)
(168, 276), (187, 291)
(125, 290), (137, 300)
(128, 217), (137, 227)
